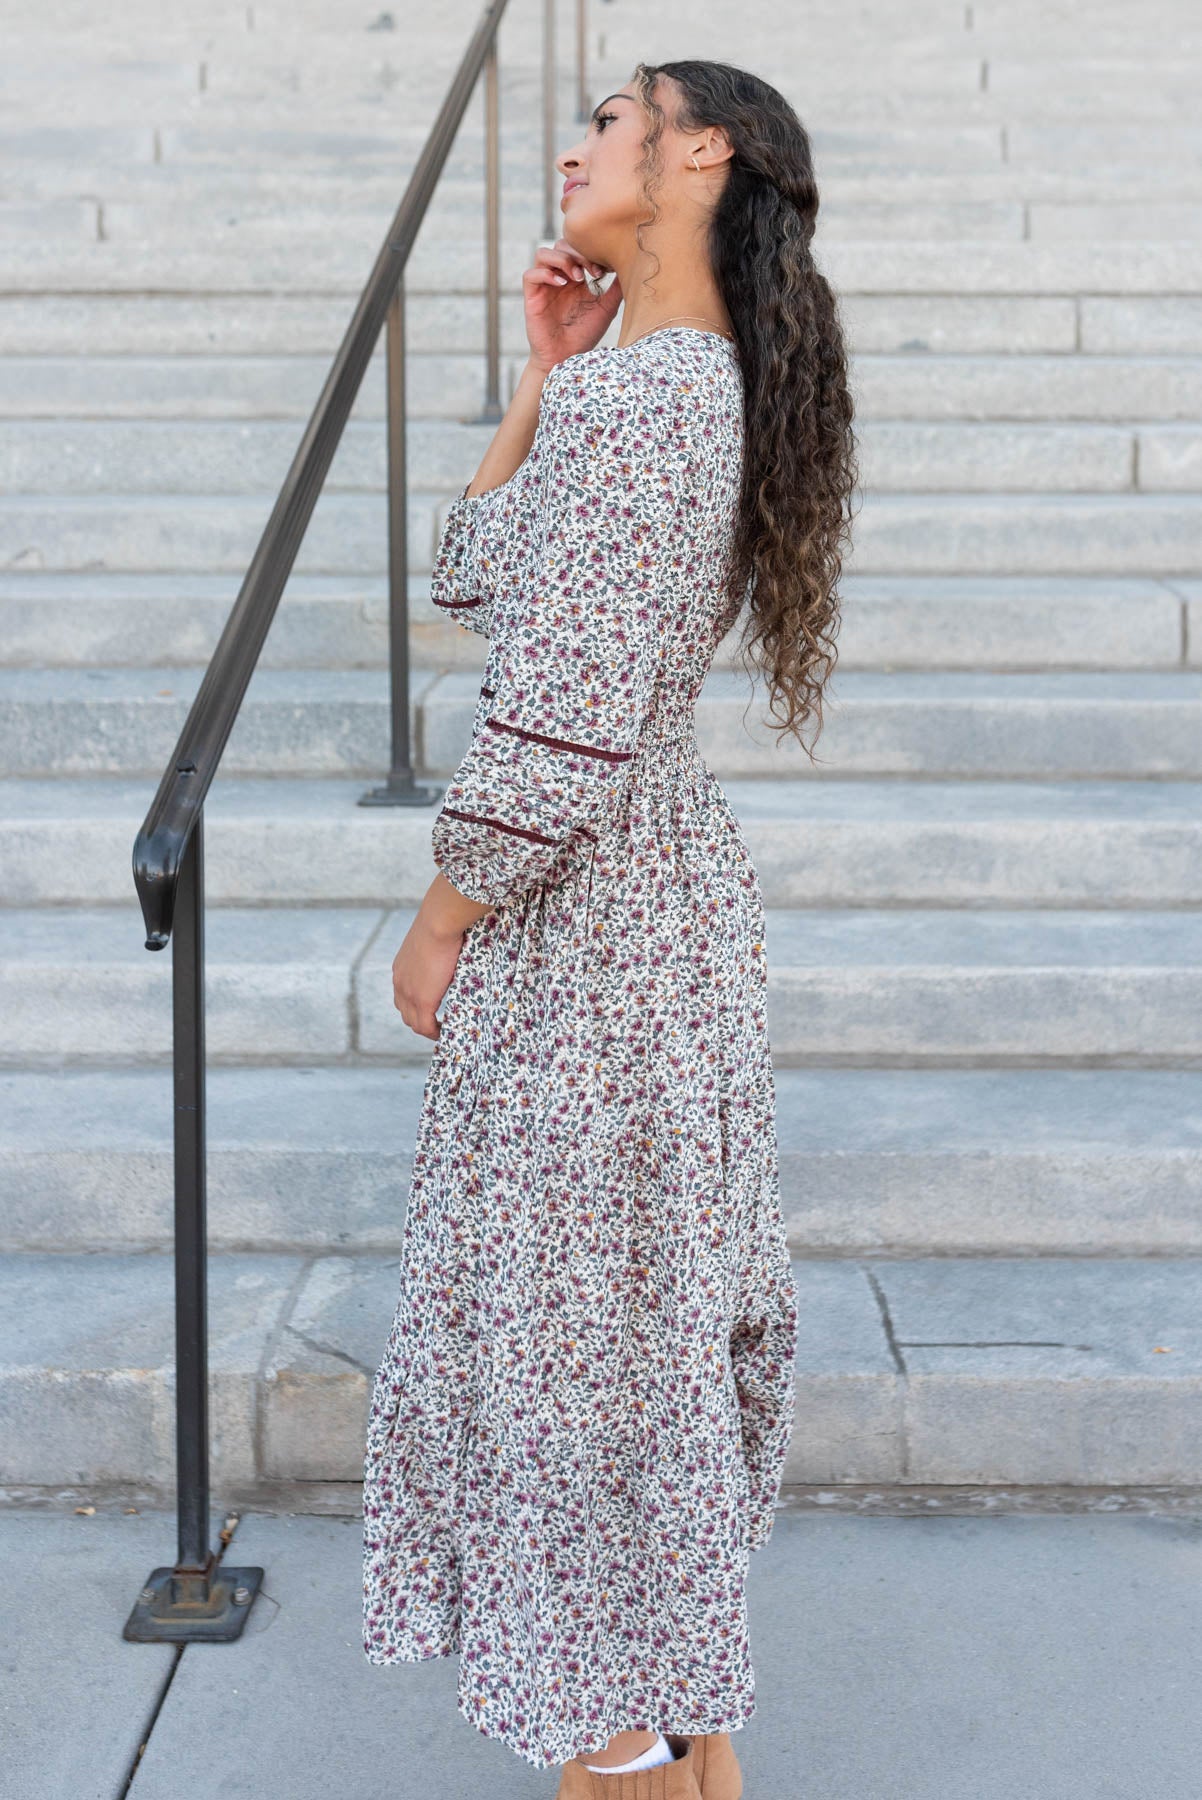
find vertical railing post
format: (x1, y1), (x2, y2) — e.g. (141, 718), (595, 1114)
(476, 31), (504, 423)
(543, 0), (558, 238)
(363, 17), (505, 807)
(172, 806), (210, 1571)
(576, 0), (588, 124)
(359, 281), (438, 807)
(124, 808), (264, 1640)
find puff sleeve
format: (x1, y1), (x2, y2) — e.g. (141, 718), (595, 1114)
(429, 358), (686, 910)
(430, 482), (505, 636)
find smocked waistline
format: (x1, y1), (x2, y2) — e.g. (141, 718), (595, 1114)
(625, 730), (710, 792)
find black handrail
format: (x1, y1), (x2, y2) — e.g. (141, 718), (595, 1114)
(123, 0), (575, 1643)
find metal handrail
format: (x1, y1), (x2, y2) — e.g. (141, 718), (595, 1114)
(124, 0), (587, 1642)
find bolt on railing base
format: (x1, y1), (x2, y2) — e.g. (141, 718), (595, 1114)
(357, 774), (442, 807)
(123, 1555), (264, 1643)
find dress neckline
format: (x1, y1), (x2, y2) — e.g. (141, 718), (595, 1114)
(608, 325), (738, 355)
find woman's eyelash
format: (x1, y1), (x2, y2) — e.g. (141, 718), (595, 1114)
(592, 109), (617, 131)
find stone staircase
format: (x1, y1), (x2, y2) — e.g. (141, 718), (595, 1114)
(2, 1), (1201, 1504)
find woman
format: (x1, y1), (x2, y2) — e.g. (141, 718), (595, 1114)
(363, 57), (857, 1797)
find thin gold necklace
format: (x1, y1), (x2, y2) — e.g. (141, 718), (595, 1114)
(620, 312), (736, 347)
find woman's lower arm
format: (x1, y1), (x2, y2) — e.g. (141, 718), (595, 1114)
(464, 357), (551, 497)
(418, 870), (494, 938)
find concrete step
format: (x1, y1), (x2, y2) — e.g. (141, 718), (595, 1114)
(16, 191), (1198, 249)
(9, 69), (1202, 131)
(4, 774), (1202, 908)
(4, 667), (1201, 780)
(33, 49), (1201, 118)
(2, 903), (1200, 1067)
(6, 489), (1202, 577)
(42, 197), (1041, 249)
(4, 240), (1202, 300)
(8, 58), (1202, 125)
(0, 59), (540, 121)
(7, 11), (1198, 60)
(845, 494), (1202, 574)
(2, 1064), (1199, 1256)
(3, 292), (1201, 358)
(3, 1248), (1199, 1489)
(0, 573), (1189, 673)
(22, 160), (1202, 213)
(4, 351), (1202, 421)
(23, 190), (1202, 249)
(10, 416), (1200, 495)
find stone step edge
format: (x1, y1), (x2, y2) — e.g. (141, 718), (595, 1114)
(3, 1251), (1200, 1489)
(3, 1065), (1200, 1258)
(5, 241), (1202, 294)
(5, 776), (1202, 907)
(4, 904), (1202, 1069)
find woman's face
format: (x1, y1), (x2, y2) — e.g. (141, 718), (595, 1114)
(554, 79), (656, 266)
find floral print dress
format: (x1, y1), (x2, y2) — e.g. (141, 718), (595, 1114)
(362, 326), (799, 1769)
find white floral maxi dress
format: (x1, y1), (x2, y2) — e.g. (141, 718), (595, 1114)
(362, 326), (800, 1769)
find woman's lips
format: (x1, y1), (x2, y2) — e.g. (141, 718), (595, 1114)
(562, 181), (587, 197)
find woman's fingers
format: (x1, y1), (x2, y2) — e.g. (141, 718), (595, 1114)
(552, 236), (606, 277)
(533, 256), (575, 285)
(531, 242), (605, 284)
(393, 990), (439, 1039)
(526, 252), (570, 288)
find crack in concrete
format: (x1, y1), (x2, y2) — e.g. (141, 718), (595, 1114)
(863, 1267), (908, 1375)
(286, 1325), (373, 1377)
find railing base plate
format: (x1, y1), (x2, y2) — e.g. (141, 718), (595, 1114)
(358, 778), (441, 807)
(123, 1561), (264, 1642)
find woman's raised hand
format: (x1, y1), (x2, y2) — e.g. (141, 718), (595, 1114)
(523, 239), (623, 373)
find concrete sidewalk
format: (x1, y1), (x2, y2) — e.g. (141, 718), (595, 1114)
(4, 1498), (1201, 1800)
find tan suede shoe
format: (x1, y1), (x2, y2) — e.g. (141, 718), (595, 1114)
(686, 1732), (743, 1800)
(554, 1732), (703, 1799)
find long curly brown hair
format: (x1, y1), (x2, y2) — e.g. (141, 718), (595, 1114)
(630, 60), (860, 757)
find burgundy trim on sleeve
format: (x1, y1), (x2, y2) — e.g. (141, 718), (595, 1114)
(433, 595), (485, 610)
(484, 717), (635, 762)
(440, 806), (558, 846)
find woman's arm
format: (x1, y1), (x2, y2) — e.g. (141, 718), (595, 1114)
(397, 242), (618, 1034)
(428, 357), (684, 911)
(392, 873), (492, 1044)
(419, 871), (492, 935)
(464, 356), (551, 498)
(399, 360), (561, 1036)
(462, 235), (615, 499)
(421, 356), (557, 933)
